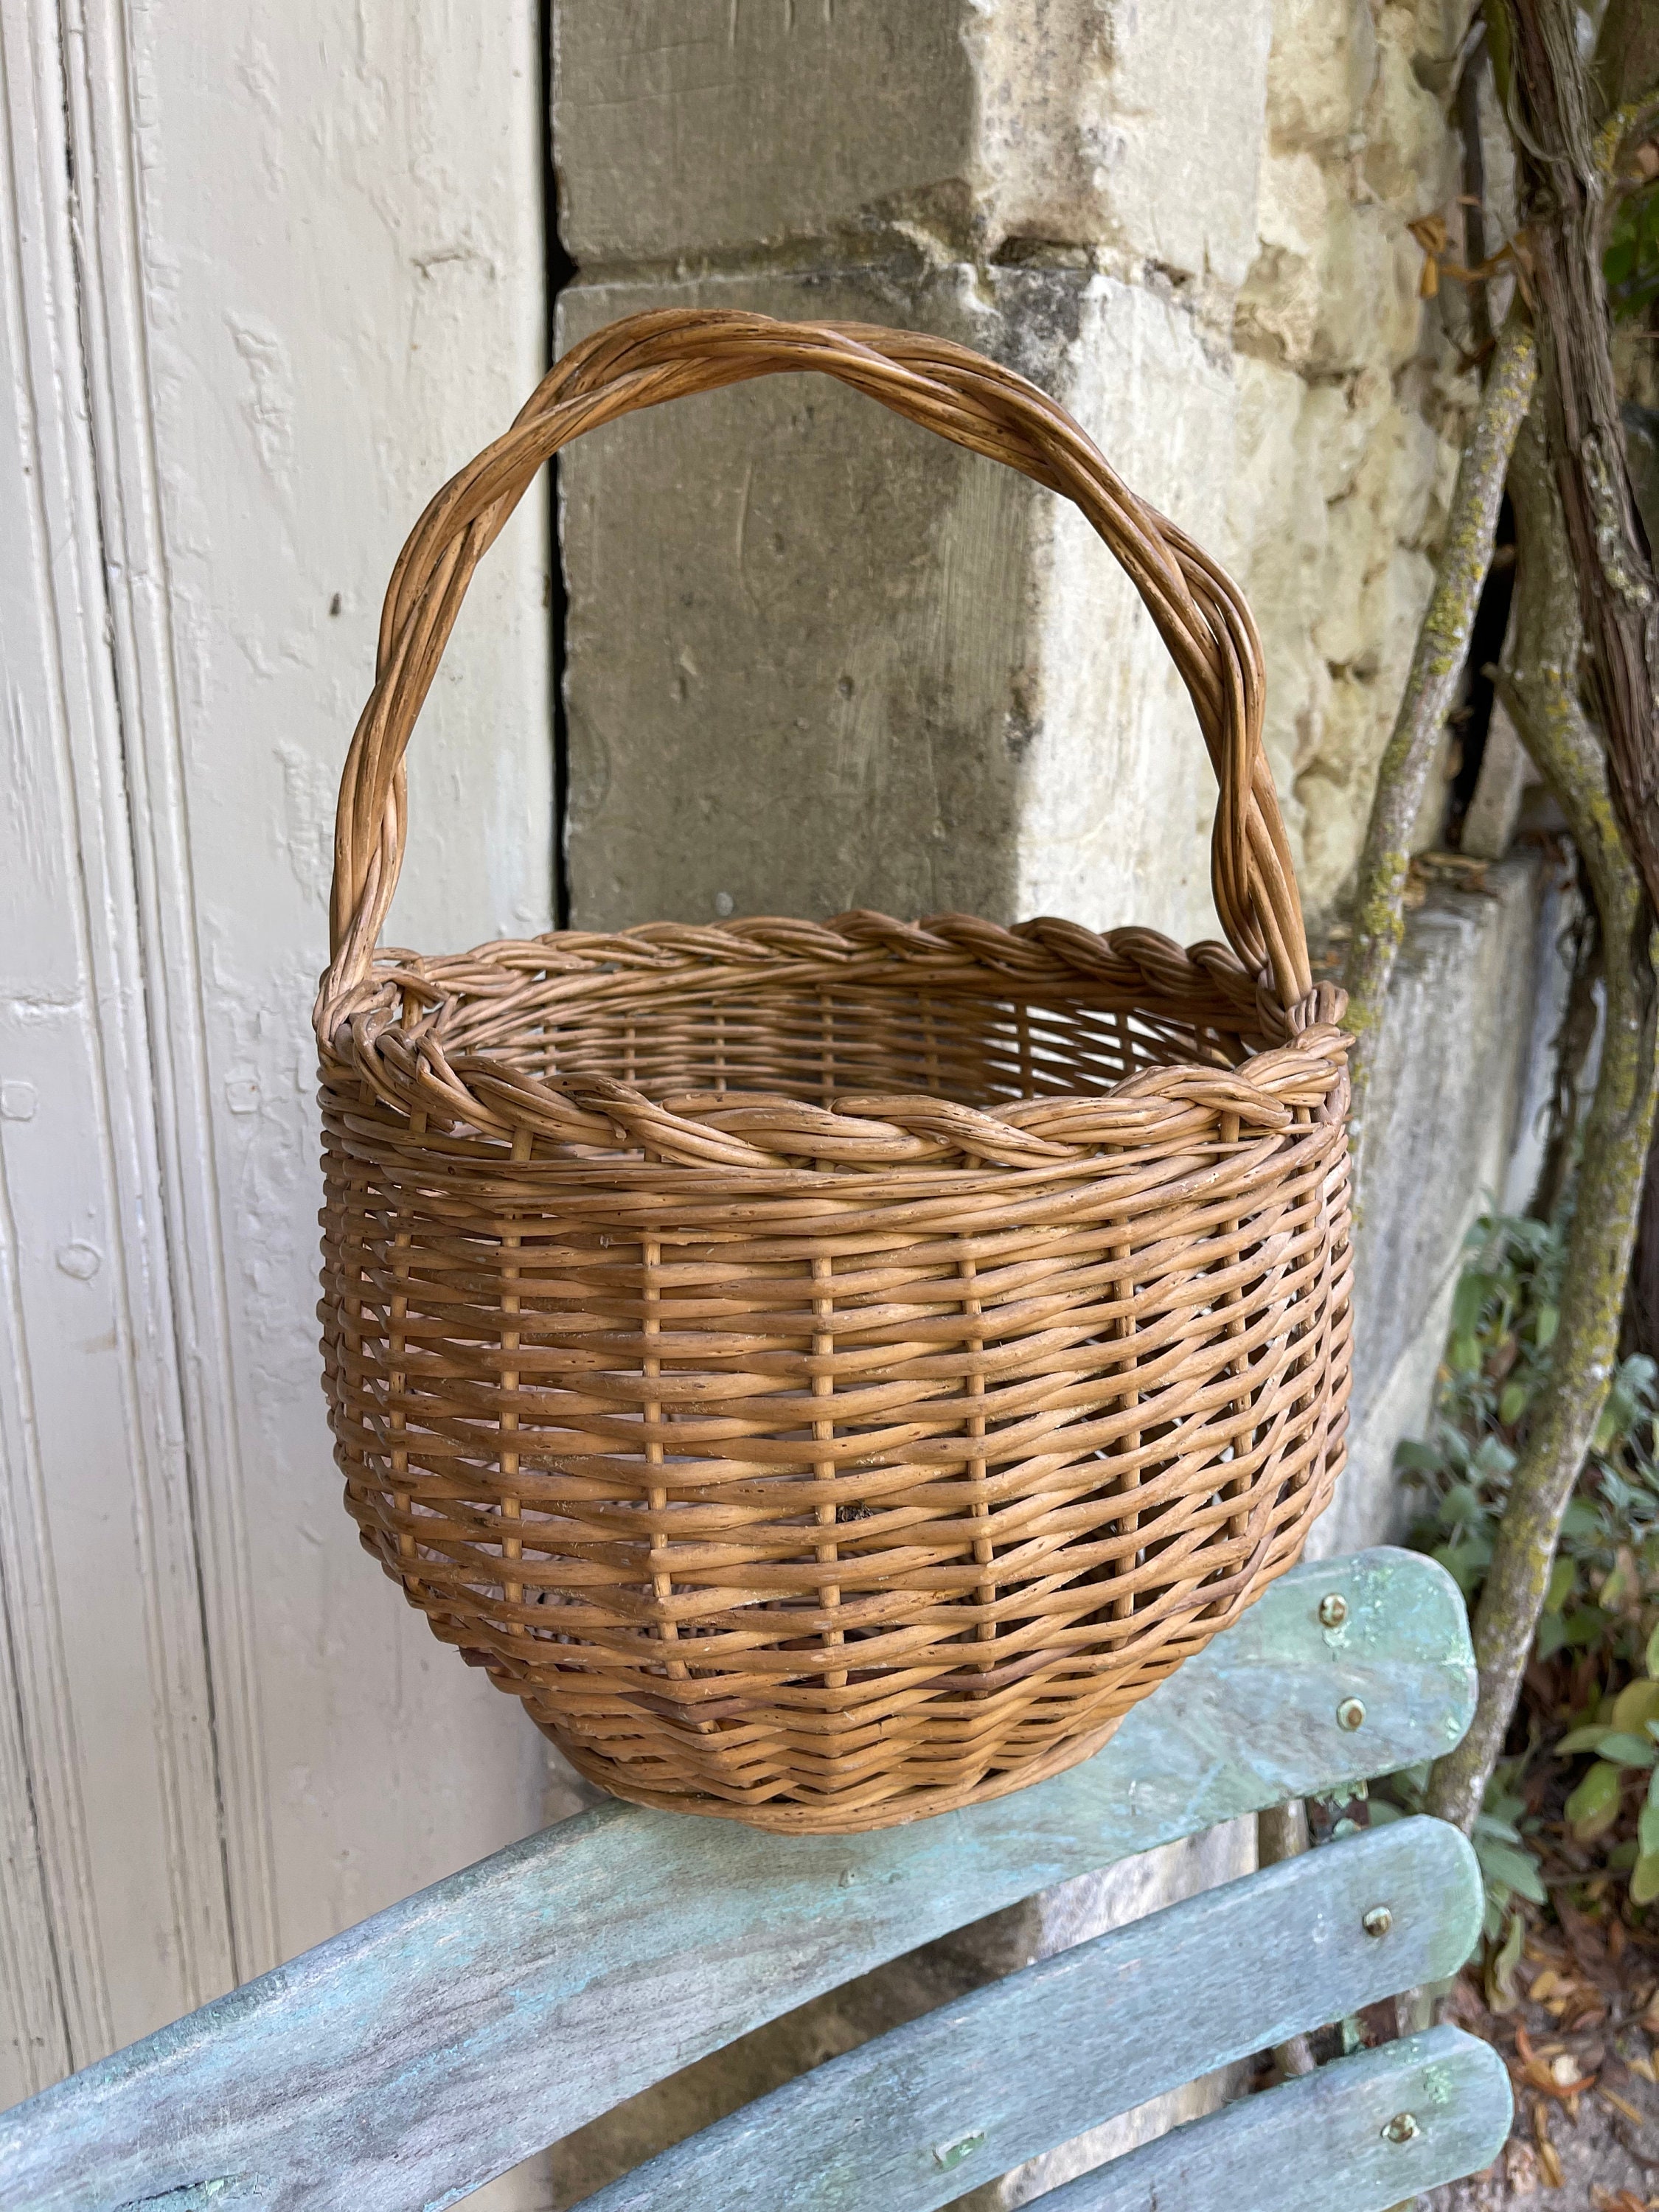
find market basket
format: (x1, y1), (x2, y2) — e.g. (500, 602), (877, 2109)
(316, 307), (1353, 1834)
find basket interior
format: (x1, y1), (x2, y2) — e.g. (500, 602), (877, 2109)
(442, 969), (1257, 1113)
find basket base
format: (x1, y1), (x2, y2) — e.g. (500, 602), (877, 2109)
(541, 1708), (1127, 1835)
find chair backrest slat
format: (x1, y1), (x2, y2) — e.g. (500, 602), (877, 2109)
(574, 1819), (1481, 2212)
(1026, 2025), (1512, 2212)
(0, 1550), (1475, 2212)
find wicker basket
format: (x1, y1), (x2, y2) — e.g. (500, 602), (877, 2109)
(316, 308), (1352, 1835)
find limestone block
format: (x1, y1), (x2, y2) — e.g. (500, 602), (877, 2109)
(545, 4), (1481, 2198)
(1263, 0), (1378, 153)
(559, 265), (1029, 929)
(971, 0), (1271, 288)
(1226, 356), (1335, 821)
(560, 262), (1233, 948)
(1308, 854), (1557, 1559)
(1238, 169), (1422, 378)
(1314, 493), (1390, 668)
(556, 0), (1270, 289)
(553, 1), (976, 268)
(1293, 543), (1436, 922)
(1316, 192), (1424, 372)
(1235, 147), (1329, 365)
(1305, 372), (1384, 502)
(1008, 276), (1237, 942)
(1350, 393), (1444, 554)
(1363, 1), (1460, 207)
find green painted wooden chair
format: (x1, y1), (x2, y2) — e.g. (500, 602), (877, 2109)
(0, 1548), (1512, 2212)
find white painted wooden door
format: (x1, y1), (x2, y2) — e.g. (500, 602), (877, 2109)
(0, 4), (559, 2188)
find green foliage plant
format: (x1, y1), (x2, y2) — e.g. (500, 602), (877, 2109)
(1395, 1206), (1659, 1930)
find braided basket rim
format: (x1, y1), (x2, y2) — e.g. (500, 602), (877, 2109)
(321, 908), (1352, 1177)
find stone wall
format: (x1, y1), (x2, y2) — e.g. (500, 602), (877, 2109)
(1231, 0), (1481, 928)
(544, 3), (1547, 2201)
(555, 0), (1482, 939)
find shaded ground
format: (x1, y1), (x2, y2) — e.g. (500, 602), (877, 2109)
(1426, 1910), (1659, 2207)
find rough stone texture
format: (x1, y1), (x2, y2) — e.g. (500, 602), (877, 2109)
(554, 0), (1267, 949)
(1228, 0), (1475, 925)
(548, 2), (1524, 2202)
(556, 0), (1487, 937)
(560, 260), (1230, 939)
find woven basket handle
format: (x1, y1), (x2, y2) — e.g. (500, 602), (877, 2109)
(321, 307), (1312, 1029)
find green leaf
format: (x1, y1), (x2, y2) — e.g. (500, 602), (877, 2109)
(1394, 1439), (1444, 1477)
(1439, 1483), (1485, 1531)
(1561, 1500), (1602, 1545)
(1476, 1837), (1548, 1904)
(1565, 1604), (1611, 1647)
(1498, 1377), (1529, 1427)
(1366, 1799), (1405, 1825)
(1554, 1723), (1612, 1755)
(1646, 1618), (1659, 1680)
(1534, 1302), (1559, 1349)
(1472, 1434), (1517, 1482)
(1474, 1810), (1525, 1844)
(1565, 1760), (1624, 1840)
(1452, 1272), (1487, 1339)
(1594, 1730), (1657, 1769)
(1634, 1851), (1659, 1907)
(1486, 1903), (1527, 2011)
(1543, 1556), (1576, 1615)
(1433, 1540), (1489, 1599)
(1535, 1611), (1568, 1660)
(1449, 1334), (1482, 1377)
(1640, 1801), (1659, 1860)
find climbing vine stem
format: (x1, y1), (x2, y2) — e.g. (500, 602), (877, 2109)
(1425, 400), (1659, 1835)
(1342, 312), (1537, 1209)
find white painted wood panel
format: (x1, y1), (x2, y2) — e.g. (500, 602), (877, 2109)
(119, 0), (556, 1975)
(1, 0), (234, 2091)
(0, 8), (556, 2193)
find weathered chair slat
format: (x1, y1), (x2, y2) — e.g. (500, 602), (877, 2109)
(1026, 2025), (1512, 2212)
(0, 1550), (1475, 2212)
(574, 1819), (1481, 2212)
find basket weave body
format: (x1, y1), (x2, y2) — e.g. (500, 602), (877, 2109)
(316, 310), (1352, 1834)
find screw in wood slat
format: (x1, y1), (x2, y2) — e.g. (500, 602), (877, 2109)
(1382, 2112), (1421, 2143)
(1337, 1697), (1366, 1730)
(1318, 1592), (1348, 1627)
(1362, 1905), (1393, 1938)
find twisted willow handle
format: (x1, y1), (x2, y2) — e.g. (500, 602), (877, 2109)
(321, 307), (1311, 1028)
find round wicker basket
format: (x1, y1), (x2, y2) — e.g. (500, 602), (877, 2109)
(316, 308), (1352, 1834)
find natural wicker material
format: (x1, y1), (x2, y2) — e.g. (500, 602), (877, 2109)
(316, 308), (1352, 1834)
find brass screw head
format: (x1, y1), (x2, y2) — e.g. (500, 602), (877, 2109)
(1382, 2112), (1421, 2145)
(1337, 1697), (1366, 1731)
(1318, 1593), (1349, 1628)
(1363, 1905), (1393, 1938)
